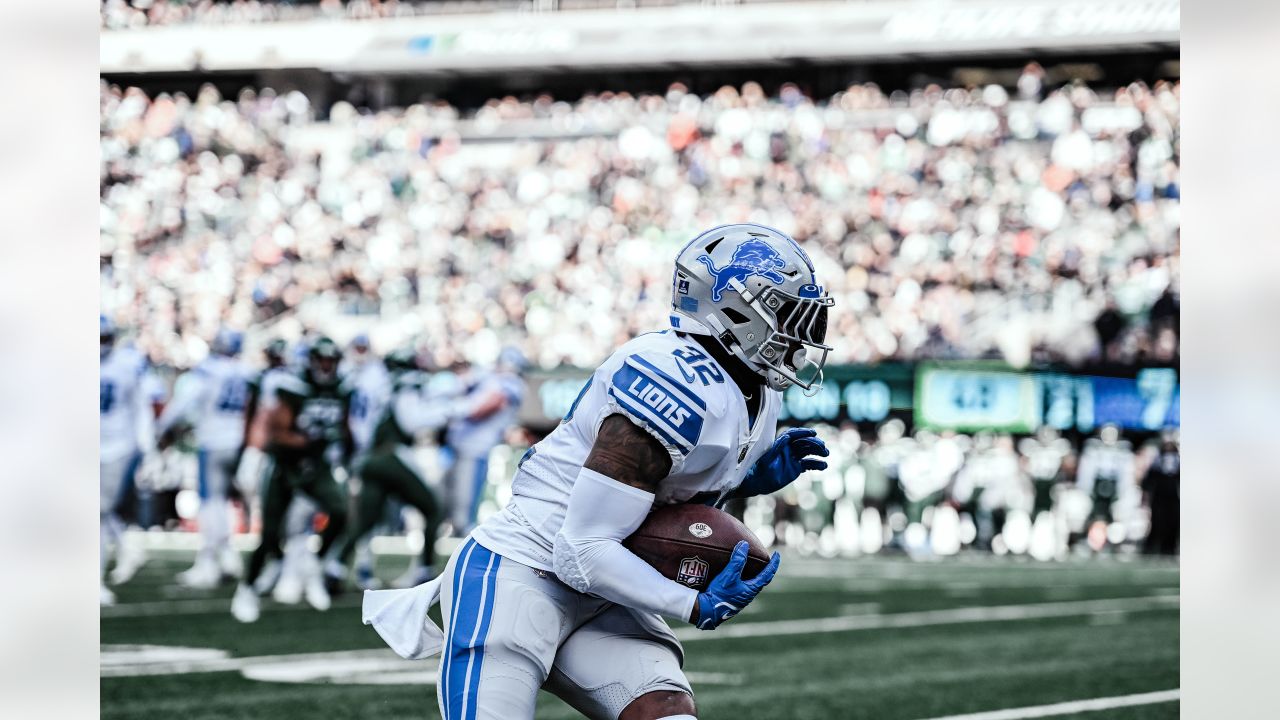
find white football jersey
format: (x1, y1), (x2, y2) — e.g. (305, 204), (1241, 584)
(446, 369), (527, 458)
(158, 355), (254, 452)
(346, 360), (392, 453)
(100, 346), (154, 464)
(472, 330), (781, 571)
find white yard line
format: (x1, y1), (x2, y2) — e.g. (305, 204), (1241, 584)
(101, 645), (743, 686)
(915, 689), (1179, 720)
(102, 595), (1177, 678)
(99, 647), (393, 678)
(101, 595), (364, 618)
(673, 594), (1178, 641)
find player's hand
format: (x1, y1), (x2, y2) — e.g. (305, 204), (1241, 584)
(692, 541), (780, 630)
(735, 427), (829, 499)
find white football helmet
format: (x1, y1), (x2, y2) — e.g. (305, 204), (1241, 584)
(670, 223), (833, 393)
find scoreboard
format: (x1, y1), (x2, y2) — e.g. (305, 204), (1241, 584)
(524, 362), (1178, 433)
(915, 364), (1179, 433)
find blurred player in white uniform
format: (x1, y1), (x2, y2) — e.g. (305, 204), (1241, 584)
(344, 334), (392, 461)
(156, 329), (254, 588)
(99, 315), (156, 605)
(441, 347), (529, 536)
(364, 224), (832, 720)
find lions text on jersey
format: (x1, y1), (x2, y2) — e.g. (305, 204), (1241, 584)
(471, 330), (780, 570)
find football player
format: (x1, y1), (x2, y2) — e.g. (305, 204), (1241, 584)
(441, 346), (529, 537)
(344, 334), (392, 464)
(99, 315), (156, 605)
(232, 337), (352, 622)
(156, 329), (253, 588)
(325, 348), (454, 592)
(237, 338), (291, 501)
(1019, 425), (1073, 560)
(364, 224), (832, 720)
(1076, 424), (1136, 552)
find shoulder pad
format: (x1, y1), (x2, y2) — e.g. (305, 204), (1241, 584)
(275, 372), (310, 399)
(606, 352), (709, 459)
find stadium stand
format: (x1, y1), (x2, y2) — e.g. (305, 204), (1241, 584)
(101, 77), (1180, 371)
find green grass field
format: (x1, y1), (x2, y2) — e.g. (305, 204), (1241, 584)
(101, 548), (1179, 720)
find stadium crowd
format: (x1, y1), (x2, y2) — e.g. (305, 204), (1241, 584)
(100, 76), (1181, 372)
(101, 0), (530, 29)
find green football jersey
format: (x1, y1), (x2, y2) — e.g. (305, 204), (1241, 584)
(274, 370), (351, 460)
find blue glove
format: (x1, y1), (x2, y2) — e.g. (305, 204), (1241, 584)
(693, 541), (780, 630)
(734, 427), (829, 499)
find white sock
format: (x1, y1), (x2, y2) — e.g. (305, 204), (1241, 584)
(101, 512), (123, 578)
(199, 498), (229, 557)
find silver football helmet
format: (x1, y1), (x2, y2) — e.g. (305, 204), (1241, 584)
(670, 223), (833, 394)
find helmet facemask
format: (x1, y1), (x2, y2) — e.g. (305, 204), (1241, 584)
(737, 285), (833, 395)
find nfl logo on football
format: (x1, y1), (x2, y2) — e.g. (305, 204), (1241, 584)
(676, 556), (709, 587)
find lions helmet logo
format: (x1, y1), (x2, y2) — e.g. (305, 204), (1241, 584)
(696, 238), (788, 302)
(676, 556), (709, 587)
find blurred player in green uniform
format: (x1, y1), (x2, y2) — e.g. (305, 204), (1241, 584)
(325, 348), (454, 592)
(232, 337), (351, 623)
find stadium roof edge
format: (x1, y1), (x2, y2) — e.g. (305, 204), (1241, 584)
(100, 0), (1179, 75)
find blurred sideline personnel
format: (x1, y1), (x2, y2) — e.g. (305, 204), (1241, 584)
(100, 315), (157, 606)
(155, 329), (253, 589)
(232, 337), (352, 623)
(364, 224), (831, 720)
(441, 346), (529, 535)
(1142, 431), (1179, 555)
(325, 348), (452, 592)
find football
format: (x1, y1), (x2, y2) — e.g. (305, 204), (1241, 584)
(623, 503), (772, 592)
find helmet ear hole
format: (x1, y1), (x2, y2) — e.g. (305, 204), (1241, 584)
(722, 307), (752, 325)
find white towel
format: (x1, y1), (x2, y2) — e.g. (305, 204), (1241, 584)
(361, 576), (447, 660)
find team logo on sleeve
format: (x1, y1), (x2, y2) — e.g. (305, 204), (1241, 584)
(676, 556), (709, 587)
(609, 358), (707, 454)
(696, 239), (788, 302)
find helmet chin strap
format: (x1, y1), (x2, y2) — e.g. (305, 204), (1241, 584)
(801, 366), (824, 398)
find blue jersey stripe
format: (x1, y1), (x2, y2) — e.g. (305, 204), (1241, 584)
(462, 551), (501, 720)
(196, 449), (208, 500)
(627, 355), (707, 409)
(608, 388), (692, 454)
(442, 539), (477, 719)
(446, 541), (488, 718)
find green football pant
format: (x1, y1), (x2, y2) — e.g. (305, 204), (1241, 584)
(245, 456), (348, 585)
(337, 449), (442, 568)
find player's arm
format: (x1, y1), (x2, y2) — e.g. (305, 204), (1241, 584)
(264, 396), (309, 451)
(553, 415), (779, 628)
(155, 370), (204, 445)
(459, 385), (510, 422)
(393, 382), (453, 434)
(241, 378), (261, 446)
(134, 372), (159, 454)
